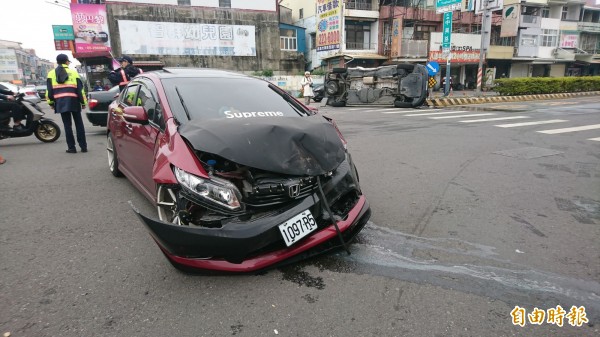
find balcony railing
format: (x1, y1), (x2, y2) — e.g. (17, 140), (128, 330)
(400, 40), (429, 58)
(578, 22), (600, 33)
(346, 0), (373, 11)
(520, 15), (540, 27)
(346, 42), (378, 50)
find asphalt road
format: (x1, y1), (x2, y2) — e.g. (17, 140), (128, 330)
(1, 97), (599, 336)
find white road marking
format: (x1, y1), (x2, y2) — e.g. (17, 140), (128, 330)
(430, 113), (495, 120)
(537, 124), (600, 134)
(405, 110), (469, 116)
(459, 116), (530, 123)
(495, 120), (569, 128)
(588, 137), (600, 142)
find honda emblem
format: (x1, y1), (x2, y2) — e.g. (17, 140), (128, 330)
(288, 184), (300, 198)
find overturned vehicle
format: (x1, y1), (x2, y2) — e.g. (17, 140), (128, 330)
(106, 68), (371, 273)
(325, 63), (428, 108)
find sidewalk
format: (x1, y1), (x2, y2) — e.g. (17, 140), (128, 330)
(425, 90), (600, 107)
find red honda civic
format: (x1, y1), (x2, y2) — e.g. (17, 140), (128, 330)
(107, 68), (371, 273)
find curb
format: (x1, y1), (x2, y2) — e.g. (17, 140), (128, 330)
(426, 91), (600, 107)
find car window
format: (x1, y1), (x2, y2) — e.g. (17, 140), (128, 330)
(121, 84), (139, 106)
(161, 77), (307, 122)
(137, 85), (156, 122)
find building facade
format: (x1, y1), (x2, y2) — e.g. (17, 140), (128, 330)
(0, 40), (52, 85)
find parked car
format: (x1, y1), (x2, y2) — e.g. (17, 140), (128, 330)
(324, 63), (428, 108)
(86, 85), (120, 126)
(0, 82), (41, 104)
(35, 85), (47, 99)
(107, 68), (371, 273)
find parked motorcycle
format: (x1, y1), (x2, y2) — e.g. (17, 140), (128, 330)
(0, 93), (61, 142)
(312, 84), (325, 103)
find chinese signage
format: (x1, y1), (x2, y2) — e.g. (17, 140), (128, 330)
(118, 21), (256, 56)
(442, 12), (452, 50)
(560, 32), (579, 48)
(70, 3), (112, 54)
(500, 4), (520, 37)
(390, 18), (401, 57)
(0, 49), (18, 75)
(52, 25), (75, 41)
(436, 0), (461, 14)
(316, 0), (341, 52)
(475, 0), (503, 14)
(511, 305), (588, 327)
(54, 40), (74, 51)
(428, 50), (480, 63)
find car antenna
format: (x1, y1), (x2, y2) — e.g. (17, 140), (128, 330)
(317, 176), (351, 255)
(174, 86), (191, 121)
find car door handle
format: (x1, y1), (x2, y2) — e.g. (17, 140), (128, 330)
(125, 124), (133, 132)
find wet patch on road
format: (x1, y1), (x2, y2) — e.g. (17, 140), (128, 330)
(510, 214), (547, 237)
(555, 196), (600, 225)
(493, 147), (563, 160)
(309, 222), (600, 321)
(280, 265), (325, 290)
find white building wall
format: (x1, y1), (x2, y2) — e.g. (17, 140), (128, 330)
(106, 0), (276, 11)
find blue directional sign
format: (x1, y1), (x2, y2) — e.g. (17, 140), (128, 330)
(426, 61), (440, 76)
(442, 11), (453, 50)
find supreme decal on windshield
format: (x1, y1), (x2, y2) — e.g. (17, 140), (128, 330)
(224, 111), (284, 119)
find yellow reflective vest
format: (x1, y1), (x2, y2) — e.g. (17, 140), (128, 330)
(46, 64), (87, 114)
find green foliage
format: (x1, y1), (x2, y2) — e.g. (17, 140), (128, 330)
(261, 69), (274, 77)
(494, 77), (600, 96)
(251, 71), (262, 76)
(311, 69), (327, 76)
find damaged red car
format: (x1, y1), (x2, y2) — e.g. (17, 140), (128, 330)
(106, 68), (371, 273)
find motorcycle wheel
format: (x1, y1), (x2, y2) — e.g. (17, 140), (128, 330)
(34, 121), (61, 143)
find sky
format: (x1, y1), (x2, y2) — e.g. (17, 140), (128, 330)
(0, 0), (76, 64)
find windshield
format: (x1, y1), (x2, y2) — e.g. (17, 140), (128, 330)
(162, 77), (307, 123)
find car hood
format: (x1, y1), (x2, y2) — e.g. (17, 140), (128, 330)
(178, 115), (346, 176)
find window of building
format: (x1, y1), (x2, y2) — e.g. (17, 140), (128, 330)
(177, 0), (190, 5)
(310, 33), (316, 50)
(561, 6), (568, 20)
(520, 34), (538, 47)
(219, 0), (231, 8)
(542, 8), (549, 18)
(347, 0), (373, 10)
(540, 29), (558, 47)
(280, 28), (297, 51)
(346, 21), (371, 50)
(299, 8), (304, 19)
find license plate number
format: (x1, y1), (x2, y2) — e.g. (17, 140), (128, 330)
(278, 209), (318, 247)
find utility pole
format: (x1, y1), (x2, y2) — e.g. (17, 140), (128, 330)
(476, 0), (490, 96)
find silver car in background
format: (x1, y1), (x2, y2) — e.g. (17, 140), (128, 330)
(0, 82), (42, 104)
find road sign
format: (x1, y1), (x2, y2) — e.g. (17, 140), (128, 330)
(52, 25), (75, 41)
(436, 0), (462, 13)
(426, 61), (440, 76)
(442, 12), (453, 50)
(428, 77), (437, 88)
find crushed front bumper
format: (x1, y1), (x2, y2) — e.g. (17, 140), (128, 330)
(131, 156), (371, 272)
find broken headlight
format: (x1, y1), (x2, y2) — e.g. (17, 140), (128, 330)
(174, 167), (243, 212)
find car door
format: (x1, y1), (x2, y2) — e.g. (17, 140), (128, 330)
(118, 79), (161, 201)
(109, 84), (140, 176)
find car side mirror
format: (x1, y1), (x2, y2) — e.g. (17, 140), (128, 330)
(122, 106), (149, 124)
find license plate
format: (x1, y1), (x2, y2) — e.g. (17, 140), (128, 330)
(278, 209), (318, 247)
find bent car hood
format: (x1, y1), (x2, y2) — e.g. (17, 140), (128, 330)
(179, 115), (345, 176)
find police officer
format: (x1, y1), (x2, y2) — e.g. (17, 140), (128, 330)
(46, 54), (88, 153)
(108, 55), (142, 91)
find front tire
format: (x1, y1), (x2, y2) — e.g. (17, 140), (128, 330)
(34, 121), (61, 142)
(156, 185), (183, 225)
(106, 133), (123, 177)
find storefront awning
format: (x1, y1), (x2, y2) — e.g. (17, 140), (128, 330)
(321, 53), (388, 60)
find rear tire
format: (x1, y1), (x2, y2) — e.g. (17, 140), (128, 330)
(34, 121), (61, 143)
(394, 100), (413, 108)
(107, 133), (123, 177)
(330, 100), (346, 107)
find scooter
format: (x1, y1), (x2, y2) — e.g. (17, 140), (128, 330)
(0, 93), (61, 142)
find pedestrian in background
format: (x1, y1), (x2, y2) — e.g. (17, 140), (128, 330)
(0, 154), (5, 165)
(108, 55), (142, 91)
(300, 71), (314, 105)
(46, 54), (88, 154)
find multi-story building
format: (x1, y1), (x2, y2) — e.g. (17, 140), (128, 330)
(282, 0), (386, 71)
(575, 0), (600, 75)
(0, 40), (47, 85)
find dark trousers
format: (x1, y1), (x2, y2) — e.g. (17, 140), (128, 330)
(0, 101), (24, 124)
(60, 110), (87, 150)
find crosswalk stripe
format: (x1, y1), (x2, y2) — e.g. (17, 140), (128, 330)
(405, 110), (469, 116)
(589, 137), (600, 142)
(495, 119), (569, 128)
(459, 116), (530, 123)
(368, 109), (404, 113)
(537, 124), (600, 134)
(430, 113), (495, 120)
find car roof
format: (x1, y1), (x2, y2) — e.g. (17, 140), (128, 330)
(148, 67), (252, 80)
